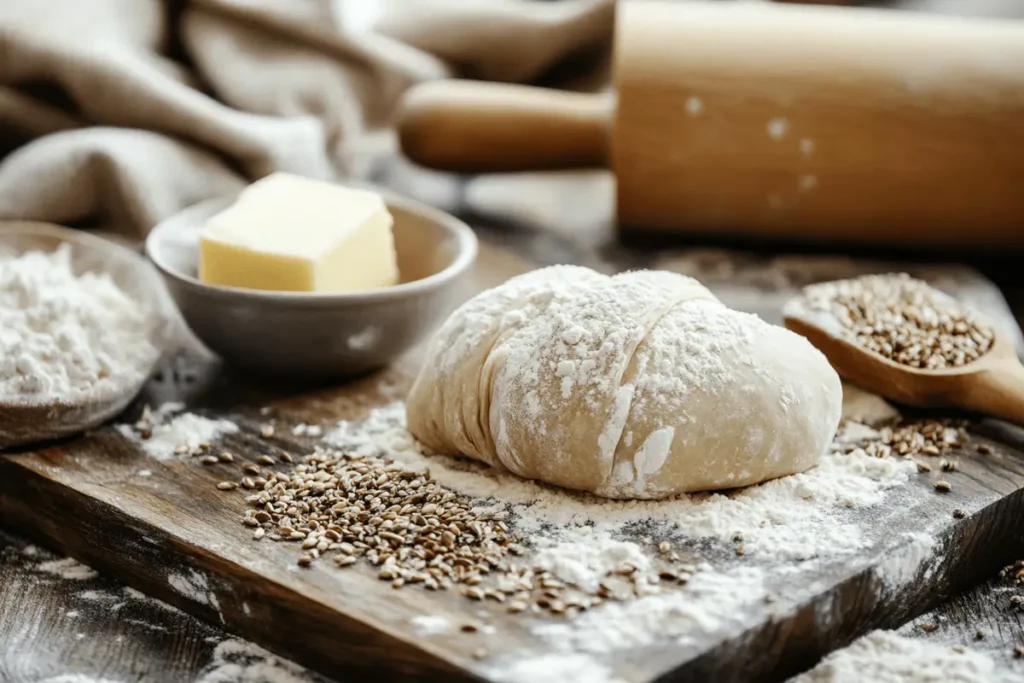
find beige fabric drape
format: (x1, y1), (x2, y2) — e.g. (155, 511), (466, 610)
(0, 0), (614, 234)
(0, 0), (1020, 236)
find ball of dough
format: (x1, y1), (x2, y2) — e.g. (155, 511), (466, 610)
(406, 266), (843, 499)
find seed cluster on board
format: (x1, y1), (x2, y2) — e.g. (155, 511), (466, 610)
(803, 273), (995, 369)
(228, 444), (693, 617)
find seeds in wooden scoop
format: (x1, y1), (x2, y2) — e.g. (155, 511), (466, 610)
(801, 273), (994, 369)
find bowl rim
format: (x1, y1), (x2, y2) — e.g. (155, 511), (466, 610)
(145, 186), (478, 306)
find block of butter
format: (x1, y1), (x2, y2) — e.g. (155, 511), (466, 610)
(199, 173), (399, 293)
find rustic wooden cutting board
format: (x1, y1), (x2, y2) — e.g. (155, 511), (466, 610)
(2, 237), (1024, 683)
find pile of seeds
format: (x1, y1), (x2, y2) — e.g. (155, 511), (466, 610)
(224, 444), (692, 617)
(802, 273), (995, 369)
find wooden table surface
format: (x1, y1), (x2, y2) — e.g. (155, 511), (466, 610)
(3, 158), (1024, 682)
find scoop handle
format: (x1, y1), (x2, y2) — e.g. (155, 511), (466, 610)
(966, 361), (1024, 426)
(397, 80), (612, 173)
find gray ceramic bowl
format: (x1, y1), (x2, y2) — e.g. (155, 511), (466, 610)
(145, 190), (477, 379)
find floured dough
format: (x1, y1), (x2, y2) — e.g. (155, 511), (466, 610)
(406, 266), (843, 499)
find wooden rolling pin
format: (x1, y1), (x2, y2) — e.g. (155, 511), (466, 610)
(398, 1), (1024, 246)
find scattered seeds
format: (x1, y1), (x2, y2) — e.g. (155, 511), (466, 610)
(952, 646), (965, 654)
(257, 455), (276, 466)
(975, 630), (985, 640)
(941, 460), (957, 472)
(297, 555), (312, 567)
(218, 452), (235, 463)
(460, 623), (478, 633)
(200, 455), (219, 465)
(473, 648), (487, 660)
(952, 508), (966, 519)
(260, 425), (275, 438)
(916, 462), (932, 473)
(935, 481), (952, 493)
(976, 444), (993, 455)
(216, 481), (238, 491)
(1015, 646), (1024, 658)
(253, 528), (265, 540)
(919, 623), (938, 633)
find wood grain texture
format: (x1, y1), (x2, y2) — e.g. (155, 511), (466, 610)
(2, 233), (1024, 683)
(0, 530), (335, 683)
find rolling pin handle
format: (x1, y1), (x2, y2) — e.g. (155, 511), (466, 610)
(397, 80), (611, 174)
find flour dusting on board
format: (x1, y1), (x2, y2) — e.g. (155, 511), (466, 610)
(325, 403), (915, 563)
(196, 639), (325, 683)
(410, 614), (453, 635)
(791, 630), (998, 683)
(320, 399), (931, 669)
(117, 402), (238, 460)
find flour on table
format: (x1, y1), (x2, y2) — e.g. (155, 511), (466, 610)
(291, 423), (322, 437)
(117, 402), (238, 460)
(0, 244), (160, 398)
(322, 402), (923, 665)
(196, 639), (323, 683)
(493, 653), (625, 683)
(37, 557), (99, 581)
(790, 630), (998, 683)
(535, 565), (767, 654)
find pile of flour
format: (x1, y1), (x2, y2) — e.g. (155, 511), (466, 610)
(0, 244), (159, 398)
(792, 630), (998, 683)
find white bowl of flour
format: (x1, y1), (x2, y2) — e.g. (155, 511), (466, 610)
(0, 222), (175, 448)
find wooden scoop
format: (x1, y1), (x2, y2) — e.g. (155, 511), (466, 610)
(0, 222), (179, 448)
(782, 297), (1024, 426)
